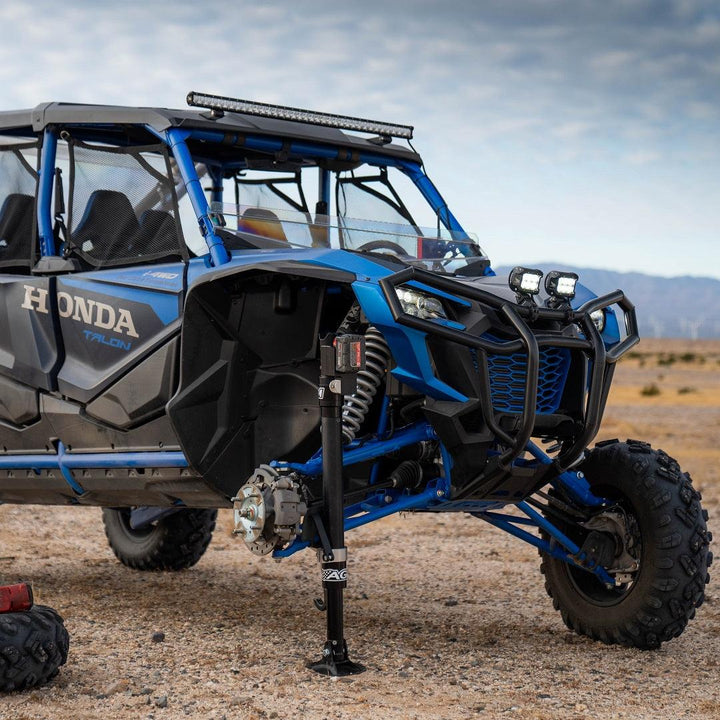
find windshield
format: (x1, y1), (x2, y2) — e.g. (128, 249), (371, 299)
(183, 137), (488, 272)
(211, 201), (488, 273)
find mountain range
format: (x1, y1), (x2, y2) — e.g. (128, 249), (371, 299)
(494, 265), (720, 339)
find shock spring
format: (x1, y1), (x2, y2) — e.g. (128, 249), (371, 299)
(341, 327), (390, 443)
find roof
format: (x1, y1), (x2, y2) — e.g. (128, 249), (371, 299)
(0, 102), (421, 162)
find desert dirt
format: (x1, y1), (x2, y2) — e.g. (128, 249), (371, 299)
(1, 338), (719, 720)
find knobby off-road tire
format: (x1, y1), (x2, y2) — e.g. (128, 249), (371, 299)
(541, 439), (712, 649)
(102, 508), (217, 571)
(0, 605), (69, 692)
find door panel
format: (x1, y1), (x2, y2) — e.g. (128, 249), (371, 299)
(0, 276), (60, 391)
(55, 263), (185, 404)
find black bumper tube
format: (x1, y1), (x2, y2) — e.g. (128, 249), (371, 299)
(379, 266), (639, 476)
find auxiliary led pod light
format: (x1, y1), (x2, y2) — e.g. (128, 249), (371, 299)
(508, 267), (544, 296)
(544, 270), (579, 300)
(187, 91), (415, 140)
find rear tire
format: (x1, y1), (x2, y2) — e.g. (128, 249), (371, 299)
(0, 605), (69, 692)
(541, 439), (712, 649)
(102, 508), (217, 571)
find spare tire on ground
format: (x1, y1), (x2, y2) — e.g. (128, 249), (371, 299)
(0, 604), (69, 692)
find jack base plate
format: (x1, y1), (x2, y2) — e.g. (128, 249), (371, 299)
(308, 640), (366, 676)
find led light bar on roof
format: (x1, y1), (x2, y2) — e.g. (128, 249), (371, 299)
(187, 91), (414, 140)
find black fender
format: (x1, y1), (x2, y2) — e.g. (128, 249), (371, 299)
(167, 260), (355, 498)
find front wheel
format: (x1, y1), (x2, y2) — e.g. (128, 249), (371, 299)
(541, 439), (712, 649)
(102, 508), (217, 571)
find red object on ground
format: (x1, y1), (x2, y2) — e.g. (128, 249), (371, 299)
(0, 583), (34, 613)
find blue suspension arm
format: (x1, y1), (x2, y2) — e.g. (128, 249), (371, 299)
(273, 429), (452, 560)
(476, 501), (615, 586)
(273, 479), (448, 559)
(525, 440), (607, 508)
(273, 421), (437, 476)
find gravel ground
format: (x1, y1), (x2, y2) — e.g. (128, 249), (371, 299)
(1, 340), (719, 720)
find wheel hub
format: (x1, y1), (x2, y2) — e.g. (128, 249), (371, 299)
(232, 465), (307, 556)
(583, 508), (640, 583)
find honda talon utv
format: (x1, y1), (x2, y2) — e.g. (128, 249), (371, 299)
(0, 92), (710, 675)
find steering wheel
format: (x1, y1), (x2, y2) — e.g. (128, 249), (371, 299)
(357, 240), (407, 257)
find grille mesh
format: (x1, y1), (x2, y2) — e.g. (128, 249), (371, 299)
(486, 346), (570, 414)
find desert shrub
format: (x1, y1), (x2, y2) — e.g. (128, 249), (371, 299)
(677, 386), (697, 395)
(641, 383), (661, 397)
(658, 354), (676, 366)
(679, 353), (697, 363)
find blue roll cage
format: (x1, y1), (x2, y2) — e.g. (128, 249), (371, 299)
(23, 123), (614, 586)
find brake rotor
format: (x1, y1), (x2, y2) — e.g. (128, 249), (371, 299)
(233, 465), (278, 555)
(232, 465), (306, 556)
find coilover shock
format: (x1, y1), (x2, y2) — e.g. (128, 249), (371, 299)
(341, 327), (391, 443)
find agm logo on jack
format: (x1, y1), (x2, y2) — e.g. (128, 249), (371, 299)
(21, 285), (139, 339)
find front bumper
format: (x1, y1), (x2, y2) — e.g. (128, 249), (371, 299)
(379, 266), (639, 494)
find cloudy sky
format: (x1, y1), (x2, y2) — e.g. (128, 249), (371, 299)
(0, 0), (718, 278)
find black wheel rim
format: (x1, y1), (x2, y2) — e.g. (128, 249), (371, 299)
(116, 509), (155, 543)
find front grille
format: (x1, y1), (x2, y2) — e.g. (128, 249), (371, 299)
(485, 346), (570, 414)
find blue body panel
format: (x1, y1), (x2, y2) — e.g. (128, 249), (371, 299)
(60, 271), (183, 326)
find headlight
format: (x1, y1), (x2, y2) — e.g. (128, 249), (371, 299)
(395, 287), (447, 320)
(590, 309), (606, 332)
